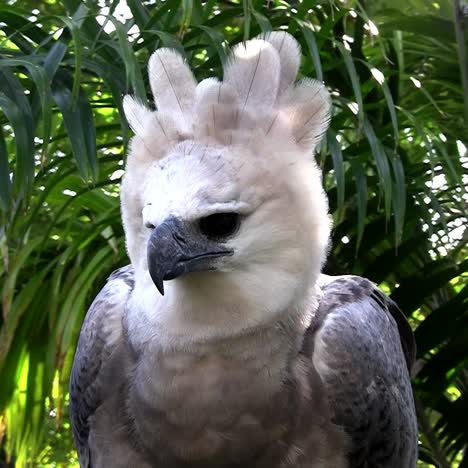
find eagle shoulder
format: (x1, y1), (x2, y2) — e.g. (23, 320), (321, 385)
(305, 275), (418, 468)
(69, 265), (134, 467)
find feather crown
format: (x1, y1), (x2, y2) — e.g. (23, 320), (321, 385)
(123, 32), (331, 161)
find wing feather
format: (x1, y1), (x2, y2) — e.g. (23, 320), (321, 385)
(309, 275), (418, 468)
(69, 265), (134, 467)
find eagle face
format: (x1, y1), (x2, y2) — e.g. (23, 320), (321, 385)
(135, 133), (329, 320)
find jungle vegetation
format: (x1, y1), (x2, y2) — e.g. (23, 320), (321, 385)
(0, 0), (467, 466)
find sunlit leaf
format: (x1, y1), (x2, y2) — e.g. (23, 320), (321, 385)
(51, 78), (98, 182)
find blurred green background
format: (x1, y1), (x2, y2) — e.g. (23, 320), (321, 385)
(0, 0), (467, 466)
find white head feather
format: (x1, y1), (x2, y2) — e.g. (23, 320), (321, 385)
(121, 32), (332, 347)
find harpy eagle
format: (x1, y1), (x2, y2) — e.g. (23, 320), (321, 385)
(69, 32), (418, 467)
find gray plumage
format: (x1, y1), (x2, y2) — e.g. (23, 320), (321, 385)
(70, 32), (418, 467)
(70, 269), (417, 468)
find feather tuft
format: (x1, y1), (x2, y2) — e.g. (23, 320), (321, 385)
(123, 95), (152, 134)
(195, 80), (238, 108)
(257, 31), (301, 98)
(148, 49), (197, 122)
(224, 39), (280, 110)
(194, 80), (240, 142)
(279, 79), (331, 151)
(195, 78), (220, 101)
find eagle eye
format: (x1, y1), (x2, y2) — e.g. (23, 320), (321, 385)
(199, 213), (240, 240)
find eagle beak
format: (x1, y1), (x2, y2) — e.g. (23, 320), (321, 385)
(147, 217), (233, 295)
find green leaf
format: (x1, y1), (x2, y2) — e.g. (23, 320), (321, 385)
(351, 160), (367, 252)
(377, 12), (456, 43)
(126, 0), (150, 30)
(0, 128), (11, 211)
(181, 0), (194, 31)
(151, 30), (185, 53)
(0, 237), (44, 371)
(43, 41), (68, 79)
(52, 78), (98, 181)
(357, 59), (399, 148)
(0, 59), (53, 162)
(58, 8), (87, 104)
(196, 25), (227, 63)
(0, 91), (34, 198)
(145, 0), (181, 31)
(242, 0), (252, 41)
(297, 21), (323, 82)
(336, 42), (364, 128)
(388, 150), (406, 246)
(110, 17), (147, 102)
(57, 245), (113, 350)
(363, 117), (392, 221)
(251, 9), (271, 33)
(327, 129), (345, 221)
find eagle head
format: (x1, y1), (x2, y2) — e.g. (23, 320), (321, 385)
(121, 33), (332, 339)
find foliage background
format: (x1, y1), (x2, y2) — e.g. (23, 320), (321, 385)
(0, 0), (467, 466)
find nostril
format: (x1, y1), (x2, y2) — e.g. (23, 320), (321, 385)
(173, 231), (186, 245)
(145, 221), (156, 229)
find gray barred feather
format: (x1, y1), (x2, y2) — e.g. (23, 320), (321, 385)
(70, 270), (417, 467)
(312, 275), (418, 468)
(69, 266), (134, 467)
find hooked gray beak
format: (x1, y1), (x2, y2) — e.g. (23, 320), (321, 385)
(147, 217), (233, 295)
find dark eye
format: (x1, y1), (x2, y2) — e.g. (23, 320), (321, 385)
(199, 213), (240, 240)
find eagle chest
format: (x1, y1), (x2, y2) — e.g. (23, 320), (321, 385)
(128, 347), (293, 465)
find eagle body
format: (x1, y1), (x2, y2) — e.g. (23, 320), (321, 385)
(70, 268), (416, 468)
(70, 32), (418, 467)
